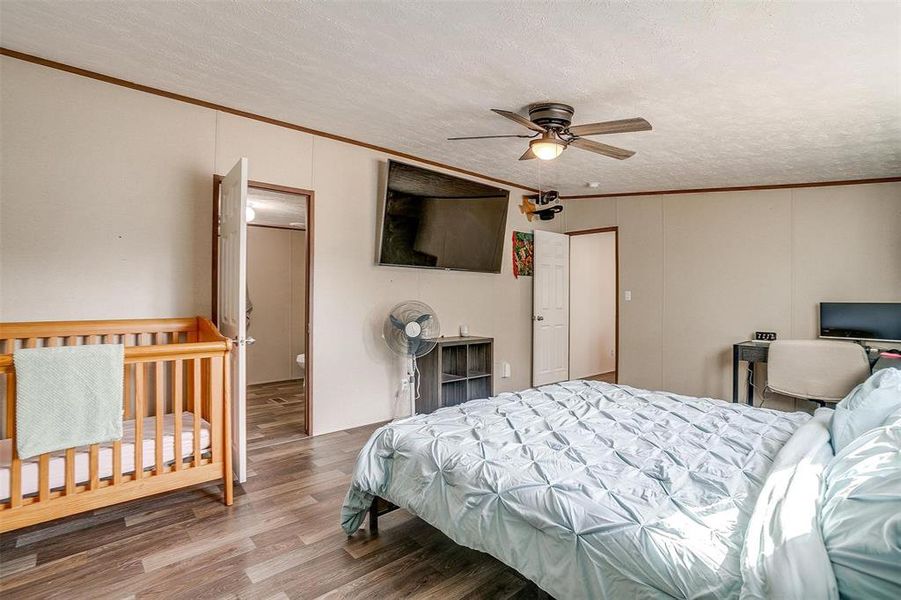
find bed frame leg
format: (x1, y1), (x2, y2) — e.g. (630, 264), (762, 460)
(369, 499), (379, 536)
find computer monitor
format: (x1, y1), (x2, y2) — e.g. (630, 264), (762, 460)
(819, 302), (901, 343)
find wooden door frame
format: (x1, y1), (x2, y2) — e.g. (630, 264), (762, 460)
(566, 226), (619, 384)
(212, 176), (315, 436)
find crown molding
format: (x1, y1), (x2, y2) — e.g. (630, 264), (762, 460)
(4, 48), (899, 200)
(0, 47), (539, 193)
(560, 177), (901, 199)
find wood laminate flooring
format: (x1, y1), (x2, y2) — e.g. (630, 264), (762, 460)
(584, 371), (617, 384)
(0, 381), (547, 599)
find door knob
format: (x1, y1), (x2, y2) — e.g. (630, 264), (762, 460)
(233, 337), (256, 346)
(534, 315), (544, 321)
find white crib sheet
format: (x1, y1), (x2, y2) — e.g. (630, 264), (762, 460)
(0, 412), (212, 501)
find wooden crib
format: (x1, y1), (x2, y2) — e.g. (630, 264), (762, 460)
(0, 317), (233, 532)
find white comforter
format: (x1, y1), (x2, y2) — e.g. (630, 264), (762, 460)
(740, 408), (838, 599)
(342, 380), (826, 598)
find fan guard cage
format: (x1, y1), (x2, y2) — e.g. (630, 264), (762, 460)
(383, 300), (440, 358)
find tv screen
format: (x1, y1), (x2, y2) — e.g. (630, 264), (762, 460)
(378, 161), (510, 273)
(819, 302), (901, 343)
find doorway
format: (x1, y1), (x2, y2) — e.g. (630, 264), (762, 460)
(532, 230), (571, 386)
(568, 227), (618, 383)
(212, 176), (314, 448)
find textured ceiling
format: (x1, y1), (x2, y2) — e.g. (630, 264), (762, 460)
(1, 1), (899, 195)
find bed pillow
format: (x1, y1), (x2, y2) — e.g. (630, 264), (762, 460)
(830, 368), (901, 453)
(820, 407), (901, 600)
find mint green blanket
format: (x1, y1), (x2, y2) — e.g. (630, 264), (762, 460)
(14, 344), (124, 459)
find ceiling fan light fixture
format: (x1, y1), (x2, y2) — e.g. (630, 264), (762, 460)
(530, 135), (566, 160)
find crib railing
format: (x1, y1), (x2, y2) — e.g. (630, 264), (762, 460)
(0, 317), (233, 532)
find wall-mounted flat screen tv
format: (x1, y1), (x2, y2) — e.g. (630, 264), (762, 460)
(819, 302), (901, 343)
(377, 160), (510, 273)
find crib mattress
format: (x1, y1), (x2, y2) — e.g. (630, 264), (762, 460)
(0, 412), (212, 501)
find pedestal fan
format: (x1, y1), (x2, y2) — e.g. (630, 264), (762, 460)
(383, 301), (440, 416)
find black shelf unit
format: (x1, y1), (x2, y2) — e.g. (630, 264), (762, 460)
(416, 336), (494, 414)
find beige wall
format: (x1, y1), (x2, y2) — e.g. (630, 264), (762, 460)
(563, 183), (901, 406)
(569, 232), (617, 378)
(246, 226), (306, 385)
(0, 58), (216, 319)
(0, 56), (560, 436)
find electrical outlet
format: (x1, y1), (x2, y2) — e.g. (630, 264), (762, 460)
(502, 362), (511, 378)
(625, 290), (632, 301)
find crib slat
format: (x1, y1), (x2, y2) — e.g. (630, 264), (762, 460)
(47, 336), (61, 347)
(155, 361), (164, 475)
(193, 359), (201, 467)
(134, 363), (145, 479)
(38, 454), (50, 501)
(113, 440), (122, 485)
(7, 372), (22, 508)
(5, 369), (14, 439)
(173, 359), (183, 471)
(89, 444), (100, 489)
(10, 452), (22, 508)
(65, 448), (76, 495)
(25, 338), (36, 349)
(124, 364), (132, 420)
(66, 335), (77, 346)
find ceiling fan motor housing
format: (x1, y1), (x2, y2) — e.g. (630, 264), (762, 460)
(528, 103), (575, 129)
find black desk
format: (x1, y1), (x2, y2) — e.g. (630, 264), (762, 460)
(732, 342), (899, 404)
(732, 341), (769, 404)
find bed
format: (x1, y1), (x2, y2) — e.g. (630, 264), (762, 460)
(341, 379), (900, 599)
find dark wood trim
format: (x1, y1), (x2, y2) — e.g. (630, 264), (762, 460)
(567, 227), (619, 385)
(306, 190), (315, 438)
(560, 177), (901, 200)
(614, 229), (619, 384)
(212, 177), (315, 436)
(243, 180), (317, 196)
(0, 47), (537, 194)
(4, 49), (897, 201)
(248, 223), (307, 232)
(567, 226), (619, 236)
(211, 175), (223, 325)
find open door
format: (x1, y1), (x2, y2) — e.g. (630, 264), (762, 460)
(532, 230), (570, 386)
(218, 158), (249, 483)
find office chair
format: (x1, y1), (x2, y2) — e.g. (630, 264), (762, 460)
(767, 340), (871, 406)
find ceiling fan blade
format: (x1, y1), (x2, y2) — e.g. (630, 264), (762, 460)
(569, 138), (635, 160)
(519, 147), (537, 160)
(567, 118), (652, 137)
(448, 134), (535, 140)
(491, 109), (546, 133)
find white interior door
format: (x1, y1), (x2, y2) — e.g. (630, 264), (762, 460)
(532, 230), (570, 386)
(218, 158), (248, 483)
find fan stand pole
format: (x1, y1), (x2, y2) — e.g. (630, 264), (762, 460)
(408, 356), (416, 416)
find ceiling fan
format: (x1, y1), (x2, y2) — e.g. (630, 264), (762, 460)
(448, 103), (651, 161)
